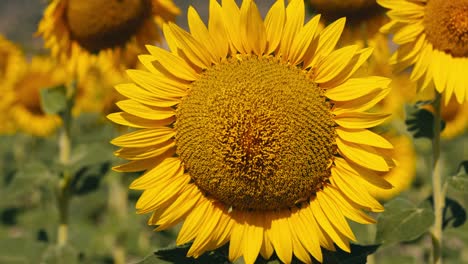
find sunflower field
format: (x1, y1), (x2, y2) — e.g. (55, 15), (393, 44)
(0, 0), (467, 263)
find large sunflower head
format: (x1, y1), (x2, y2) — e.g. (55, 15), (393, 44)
(3, 56), (66, 137)
(37, 0), (180, 72)
(378, 0), (468, 103)
(109, 0), (394, 263)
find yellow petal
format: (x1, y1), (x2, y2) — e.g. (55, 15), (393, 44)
(336, 128), (393, 149)
(165, 23), (213, 68)
(325, 76), (391, 101)
(111, 127), (175, 148)
(264, 0), (285, 54)
(113, 155), (170, 172)
(324, 185), (376, 224)
(130, 157), (182, 189)
(145, 45), (199, 80)
(114, 141), (175, 160)
(334, 157), (392, 189)
(320, 47), (374, 88)
(279, 0), (304, 59)
(241, 0), (267, 56)
(187, 6), (222, 61)
(336, 138), (389, 172)
(294, 208), (323, 262)
(314, 45), (358, 83)
(136, 172), (190, 213)
(222, 0), (244, 53)
(331, 166), (384, 211)
(243, 213), (263, 264)
(115, 83), (181, 107)
(188, 202), (223, 257)
(229, 221), (246, 262)
(334, 112), (391, 129)
(288, 14), (321, 65)
(288, 212), (312, 264)
(304, 17), (345, 68)
(333, 87), (391, 114)
(116, 100), (175, 120)
(269, 211), (293, 264)
(177, 198), (210, 245)
(107, 112), (174, 128)
(208, 0), (229, 59)
(153, 184), (202, 229)
(393, 21), (424, 44)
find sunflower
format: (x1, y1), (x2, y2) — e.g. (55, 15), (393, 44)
(367, 136), (416, 200)
(0, 34), (24, 86)
(37, 0), (180, 72)
(3, 57), (65, 137)
(307, 0), (387, 44)
(378, 0), (468, 104)
(109, 0), (394, 263)
(74, 55), (128, 115)
(0, 35), (25, 133)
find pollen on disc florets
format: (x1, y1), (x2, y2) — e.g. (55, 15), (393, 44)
(66, 0), (151, 53)
(424, 0), (468, 57)
(175, 56), (337, 211)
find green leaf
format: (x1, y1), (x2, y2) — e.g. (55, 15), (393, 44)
(137, 244), (230, 264)
(448, 160), (468, 192)
(1, 162), (56, 208)
(70, 161), (110, 196)
(440, 197), (466, 229)
(40, 84), (68, 115)
(376, 198), (434, 245)
(318, 244), (380, 264)
(0, 238), (48, 263)
(41, 244), (80, 264)
(405, 107), (445, 139)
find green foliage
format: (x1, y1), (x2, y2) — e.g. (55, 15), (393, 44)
(40, 84), (68, 115)
(137, 243), (379, 264)
(138, 244), (230, 264)
(448, 160), (468, 192)
(405, 105), (446, 139)
(440, 198), (466, 229)
(376, 198), (434, 245)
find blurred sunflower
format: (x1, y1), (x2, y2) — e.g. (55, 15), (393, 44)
(367, 135), (416, 200)
(74, 55), (127, 115)
(378, 0), (468, 103)
(3, 57), (64, 137)
(37, 0), (180, 72)
(0, 35), (25, 133)
(307, 0), (386, 44)
(306, 2), (417, 118)
(0, 34), (24, 86)
(110, 0), (394, 263)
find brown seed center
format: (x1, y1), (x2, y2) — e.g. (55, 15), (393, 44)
(424, 0), (468, 57)
(65, 0), (151, 53)
(175, 56), (336, 211)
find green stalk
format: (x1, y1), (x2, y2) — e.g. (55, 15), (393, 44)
(431, 92), (444, 264)
(56, 81), (74, 246)
(57, 128), (71, 246)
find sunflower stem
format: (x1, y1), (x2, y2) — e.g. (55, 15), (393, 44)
(56, 80), (74, 247)
(57, 128), (71, 246)
(431, 92), (444, 264)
